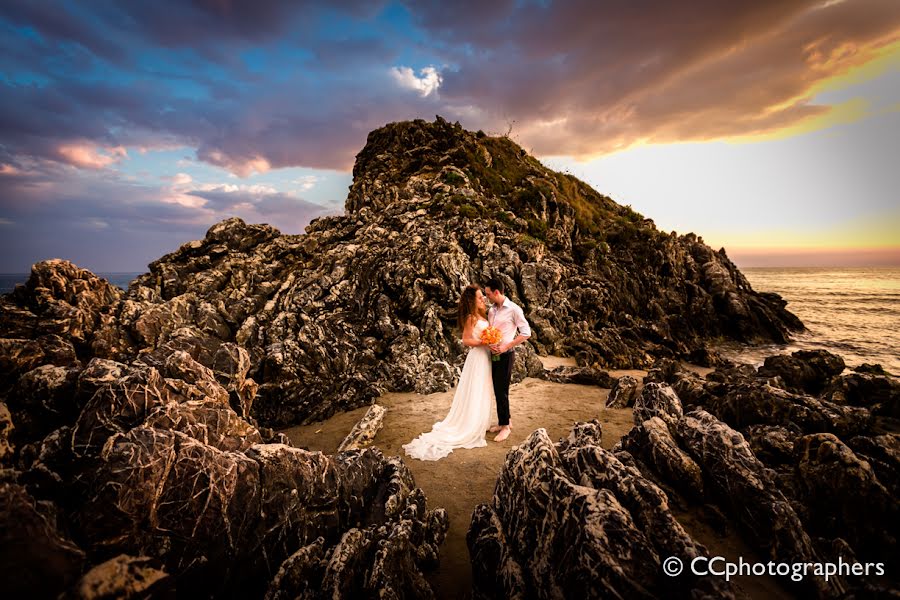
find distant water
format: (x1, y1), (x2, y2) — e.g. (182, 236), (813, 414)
(719, 267), (900, 375)
(0, 272), (144, 295)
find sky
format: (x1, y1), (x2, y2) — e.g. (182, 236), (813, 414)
(0, 0), (898, 272)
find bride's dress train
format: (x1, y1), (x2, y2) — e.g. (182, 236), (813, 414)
(403, 319), (493, 461)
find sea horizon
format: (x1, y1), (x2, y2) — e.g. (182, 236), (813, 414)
(2, 264), (899, 293)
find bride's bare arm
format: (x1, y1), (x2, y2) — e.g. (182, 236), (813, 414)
(461, 317), (484, 347)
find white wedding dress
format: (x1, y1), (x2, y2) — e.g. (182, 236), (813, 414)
(403, 319), (494, 461)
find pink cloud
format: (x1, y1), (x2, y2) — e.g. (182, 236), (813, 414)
(56, 144), (127, 170)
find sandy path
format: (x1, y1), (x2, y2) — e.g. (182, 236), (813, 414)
(283, 357), (635, 599)
(281, 358), (787, 599)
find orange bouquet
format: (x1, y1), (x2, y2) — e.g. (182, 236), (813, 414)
(480, 325), (503, 361)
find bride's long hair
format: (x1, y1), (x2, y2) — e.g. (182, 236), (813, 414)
(457, 285), (485, 330)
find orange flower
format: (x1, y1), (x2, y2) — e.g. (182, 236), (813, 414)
(480, 325), (503, 361)
(480, 326), (502, 345)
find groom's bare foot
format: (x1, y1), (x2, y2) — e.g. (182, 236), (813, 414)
(493, 426), (511, 442)
(488, 424), (512, 433)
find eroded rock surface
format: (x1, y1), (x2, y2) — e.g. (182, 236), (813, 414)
(468, 426), (733, 599)
(3, 118), (804, 430)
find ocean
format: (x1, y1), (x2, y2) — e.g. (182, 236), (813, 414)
(2, 267), (897, 374)
(720, 267), (900, 375)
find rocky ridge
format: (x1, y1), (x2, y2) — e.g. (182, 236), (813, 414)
(3, 117), (801, 430)
(467, 351), (899, 598)
(4, 117), (892, 598)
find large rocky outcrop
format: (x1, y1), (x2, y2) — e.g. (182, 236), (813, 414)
(10, 117), (879, 598)
(2, 117), (803, 429)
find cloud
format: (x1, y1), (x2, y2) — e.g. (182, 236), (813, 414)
(200, 152), (272, 178)
(0, 0), (897, 220)
(296, 175), (319, 190)
(390, 65), (443, 97)
(417, 0), (900, 156)
(56, 144), (127, 169)
(185, 183), (331, 231)
(0, 159), (332, 271)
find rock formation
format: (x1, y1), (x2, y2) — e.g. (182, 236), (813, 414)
(469, 370), (899, 598)
(5, 116), (892, 598)
(617, 354), (900, 596)
(2, 117), (803, 430)
(467, 424), (734, 599)
(1, 284), (448, 598)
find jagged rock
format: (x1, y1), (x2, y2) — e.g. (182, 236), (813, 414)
(7, 364), (80, 443)
(825, 372), (900, 417)
(467, 504), (529, 600)
(17, 425), (73, 502)
(606, 374), (639, 408)
(0, 334), (79, 396)
(265, 538), (326, 600)
(469, 426), (730, 599)
(142, 400), (262, 452)
(794, 433), (897, 557)
(510, 344), (545, 385)
(415, 359), (456, 394)
(846, 434), (900, 498)
(75, 358), (130, 403)
(540, 364), (616, 387)
(0, 481), (86, 598)
(758, 349), (845, 395)
(212, 343), (258, 419)
(742, 424), (798, 466)
(476, 428), (662, 598)
(632, 382), (684, 427)
(161, 350), (230, 405)
(136, 325), (226, 375)
(643, 358), (687, 385)
(337, 403), (387, 452)
(81, 427), (263, 593)
(9, 259), (123, 348)
(559, 422), (732, 599)
(0, 338), (46, 389)
(68, 554), (173, 599)
(71, 364), (169, 458)
(685, 344), (721, 367)
(617, 416), (704, 500)
(692, 378), (872, 437)
(0, 402), (13, 463)
(248, 445), (448, 598)
(854, 363), (891, 376)
(675, 409), (845, 598)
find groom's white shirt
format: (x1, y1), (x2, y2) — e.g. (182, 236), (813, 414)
(488, 297), (531, 347)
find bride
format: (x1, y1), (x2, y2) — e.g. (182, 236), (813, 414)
(403, 285), (494, 461)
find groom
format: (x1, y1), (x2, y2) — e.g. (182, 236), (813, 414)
(483, 278), (531, 442)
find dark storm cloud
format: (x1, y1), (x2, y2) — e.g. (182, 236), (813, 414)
(4, 0), (896, 173)
(410, 0), (900, 155)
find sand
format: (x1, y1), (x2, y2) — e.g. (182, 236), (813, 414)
(282, 357), (789, 599)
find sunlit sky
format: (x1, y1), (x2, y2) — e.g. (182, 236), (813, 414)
(1, 0), (898, 271)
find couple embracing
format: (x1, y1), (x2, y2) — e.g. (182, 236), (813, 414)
(403, 278), (531, 461)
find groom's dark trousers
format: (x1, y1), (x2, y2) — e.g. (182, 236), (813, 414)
(491, 350), (515, 426)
